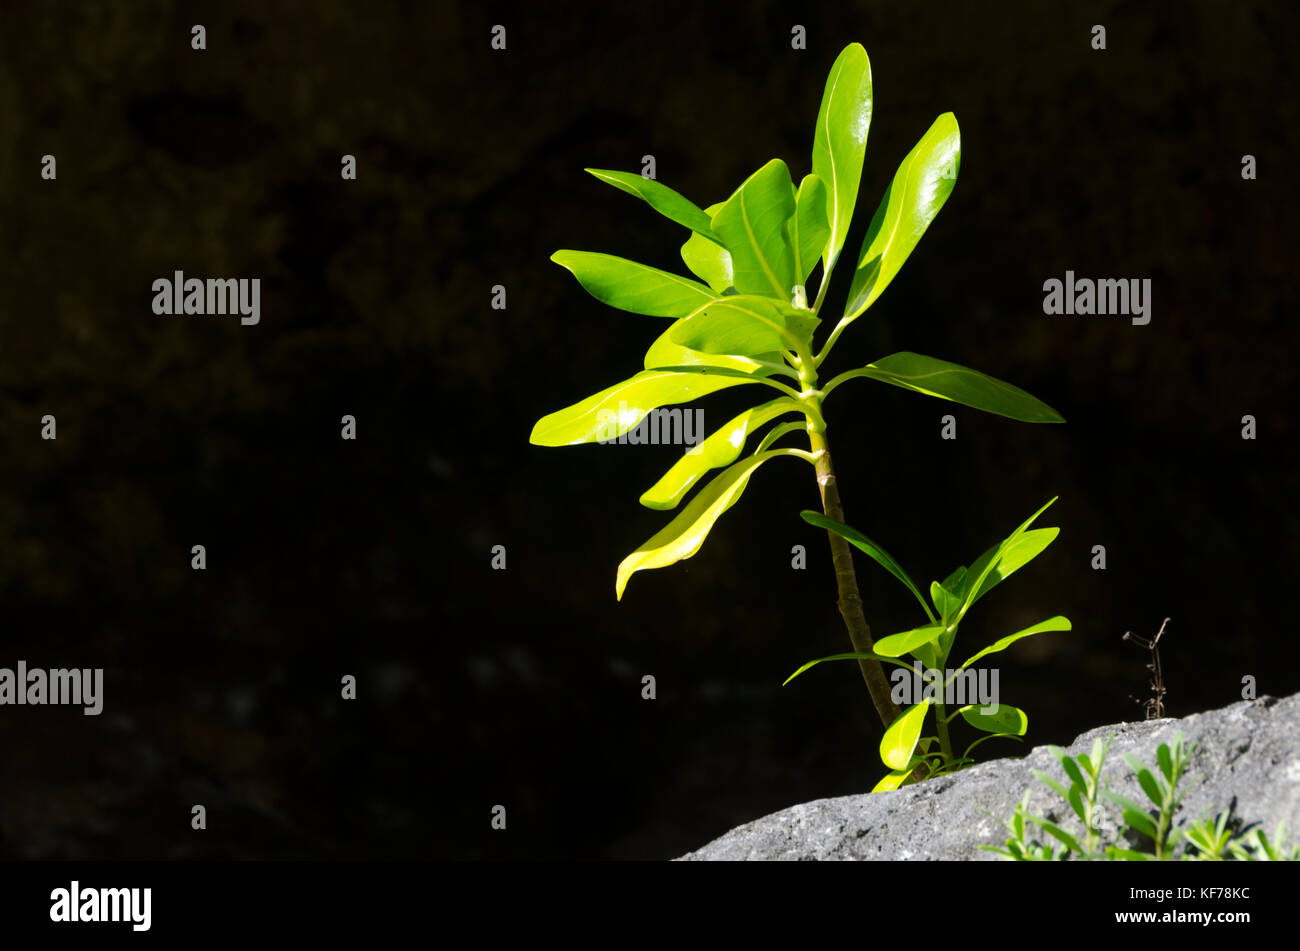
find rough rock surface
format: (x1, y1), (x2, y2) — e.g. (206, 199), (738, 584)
(679, 693), (1300, 860)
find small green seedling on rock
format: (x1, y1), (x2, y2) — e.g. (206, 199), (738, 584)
(985, 732), (1299, 861)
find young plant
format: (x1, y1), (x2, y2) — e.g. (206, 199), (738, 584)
(784, 498), (1071, 790)
(530, 42), (1064, 732)
(1105, 732), (1193, 860)
(987, 731), (1299, 861)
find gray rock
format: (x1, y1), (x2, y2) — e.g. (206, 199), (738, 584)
(678, 693), (1300, 860)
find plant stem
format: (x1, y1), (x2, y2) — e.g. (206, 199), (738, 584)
(934, 701), (954, 760)
(805, 427), (901, 729)
(789, 342), (900, 731)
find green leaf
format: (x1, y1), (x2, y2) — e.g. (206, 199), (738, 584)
(1121, 809), (1159, 840)
(550, 251), (718, 318)
(962, 528), (1060, 609)
(640, 399), (804, 510)
(871, 766), (917, 794)
(790, 174), (830, 286)
(955, 498), (1059, 624)
(811, 43), (872, 274)
(668, 295), (820, 356)
(782, 651), (909, 687)
(616, 450), (789, 600)
(855, 352), (1065, 423)
(930, 577), (962, 624)
(585, 168), (718, 240)
(1024, 816), (1082, 854)
(1121, 757), (1165, 807)
(881, 701), (930, 771)
(680, 202), (733, 293)
(643, 322), (784, 376)
(959, 703), (1028, 736)
(874, 623), (945, 659)
(753, 420), (805, 454)
(710, 159), (797, 299)
(1059, 757), (1086, 790)
(1156, 743), (1174, 785)
(959, 616), (1072, 669)
(798, 511), (936, 621)
(1032, 769), (1071, 803)
(530, 369), (760, 447)
(842, 112), (959, 322)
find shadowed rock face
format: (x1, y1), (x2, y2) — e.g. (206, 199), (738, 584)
(680, 693), (1300, 861)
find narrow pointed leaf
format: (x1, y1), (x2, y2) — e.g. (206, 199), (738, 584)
(711, 159), (797, 299)
(857, 352), (1065, 423)
(1025, 816), (1082, 854)
(669, 295), (819, 356)
(753, 420), (805, 455)
(843, 112), (960, 322)
(640, 399), (804, 510)
(962, 528), (1060, 609)
(550, 251), (717, 318)
(811, 43), (872, 273)
(957, 498), (1059, 624)
(880, 700), (931, 771)
(959, 703), (1028, 736)
(959, 616), (1072, 669)
(680, 202), (733, 293)
(874, 623), (945, 658)
(799, 511), (935, 620)
(1033, 769), (1072, 803)
(616, 449), (791, 600)
(782, 651), (908, 687)
(790, 174), (830, 285)
(584, 168), (717, 239)
(530, 369), (758, 447)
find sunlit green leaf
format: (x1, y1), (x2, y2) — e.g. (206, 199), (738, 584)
(782, 651), (910, 687)
(874, 624), (945, 658)
(711, 159), (797, 299)
(585, 168), (718, 239)
(643, 321), (785, 377)
(871, 767), (915, 794)
(640, 399), (805, 510)
(790, 174), (830, 286)
(616, 450), (792, 600)
(962, 528), (1060, 610)
(959, 703), (1028, 736)
(959, 616), (1072, 669)
(680, 201), (733, 292)
(530, 369), (761, 447)
(956, 498), (1059, 624)
(842, 112), (959, 322)
(669, 295), (819, 356)
(881, 700), (931, 771)
(811, 42), (872, 274)
(854, 352), (1065, 423)
(550, 251), (719, 318)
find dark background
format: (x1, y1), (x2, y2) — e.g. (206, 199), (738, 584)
(0, 1), (1295, 859)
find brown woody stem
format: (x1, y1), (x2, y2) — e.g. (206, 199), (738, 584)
(806, 428), (901, 729)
